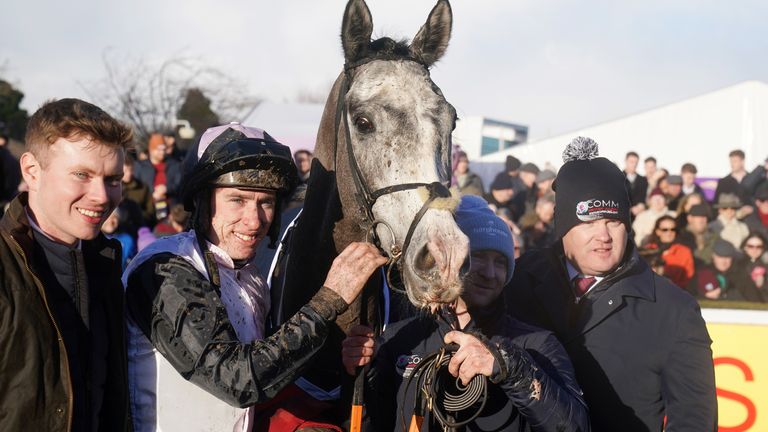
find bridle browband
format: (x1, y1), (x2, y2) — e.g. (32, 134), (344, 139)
(334, 54), (452, 293)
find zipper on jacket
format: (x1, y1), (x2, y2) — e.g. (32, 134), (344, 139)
(9, 235), (74, 430)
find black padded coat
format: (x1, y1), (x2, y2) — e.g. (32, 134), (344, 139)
(365, 308), (590, 431)
(125, 252), (350, 407)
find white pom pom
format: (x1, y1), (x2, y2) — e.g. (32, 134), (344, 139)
(562, 136), (599, 163)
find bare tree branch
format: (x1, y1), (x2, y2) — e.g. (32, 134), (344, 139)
(79, 50), (262, 145)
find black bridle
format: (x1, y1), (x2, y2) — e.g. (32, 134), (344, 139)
(333, 55), (453, 292)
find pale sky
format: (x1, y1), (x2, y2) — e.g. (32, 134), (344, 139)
(3, 0), (767, 140)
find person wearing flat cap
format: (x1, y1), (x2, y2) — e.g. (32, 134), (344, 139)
(677, 203), (718, 265)
(505, 137), (717, 431)
(664, 174), (684, 211)
(690, 239), (765, 302)
(519, 162), (541, 213)
(535, 169), (556, 198)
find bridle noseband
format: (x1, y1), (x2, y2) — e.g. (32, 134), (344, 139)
(334, 55), (453, 293)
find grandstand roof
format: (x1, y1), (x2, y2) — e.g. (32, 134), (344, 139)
(243, 101), (324, 154)
(480, 80), (768, 177)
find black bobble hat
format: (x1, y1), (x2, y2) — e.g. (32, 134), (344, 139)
(553, 137), (631, 238)
(505, 155), (522, 171)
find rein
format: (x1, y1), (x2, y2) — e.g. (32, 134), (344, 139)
(334, 55), (452, 293)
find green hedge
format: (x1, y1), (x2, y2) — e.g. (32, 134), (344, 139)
(698, 299), (768, 311)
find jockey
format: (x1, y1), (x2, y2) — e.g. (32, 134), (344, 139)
(123, 123), (387, 432)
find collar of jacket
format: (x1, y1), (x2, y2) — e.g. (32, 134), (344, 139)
(0, 192), (117, 262)
(525, 240), (655, 339)
(431, 304), (498, 339)
(433, 306), (480, 335)
(466, 294), (506, 335)
(551, 239), (655, 303)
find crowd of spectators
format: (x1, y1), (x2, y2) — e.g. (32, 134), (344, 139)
(0, 123), (317, 274)
(452, 148), (768, 304)
(1, 127), (765, 304)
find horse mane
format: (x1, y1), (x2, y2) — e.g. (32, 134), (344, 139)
(270, 159), (343, 327)
(269, 156), (388, 393)
(345, 36), (423, 67)
(368, 37), (411, 58)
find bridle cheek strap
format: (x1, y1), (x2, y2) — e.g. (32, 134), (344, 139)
(335, 60), (452, 292)
(372, 181), (451, 295)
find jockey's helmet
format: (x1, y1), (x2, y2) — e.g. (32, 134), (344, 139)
(181, 122), (298, 247)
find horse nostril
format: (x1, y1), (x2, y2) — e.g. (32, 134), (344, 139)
(414, 245), (436, 273)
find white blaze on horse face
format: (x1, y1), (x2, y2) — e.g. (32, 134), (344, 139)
(346, 60), (469, 307)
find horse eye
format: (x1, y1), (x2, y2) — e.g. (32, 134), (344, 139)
(354, 116), (375, 133)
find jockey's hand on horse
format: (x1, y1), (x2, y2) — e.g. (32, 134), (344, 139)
(342, 324), (375, 375)
(323, 242), (388, 304)
(443, 331), (496, 386)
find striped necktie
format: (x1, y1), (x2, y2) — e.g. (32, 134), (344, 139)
(573, 276), (597, 296)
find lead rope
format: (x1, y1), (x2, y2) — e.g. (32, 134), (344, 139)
(402, 343), (488, 432)
(399, 309), (489, 432)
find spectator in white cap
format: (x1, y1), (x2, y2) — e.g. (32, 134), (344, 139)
(709, 192), (750, 249)
(123, 123), (387, 431)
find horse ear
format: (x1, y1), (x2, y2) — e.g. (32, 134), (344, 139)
(341, 0), (373, 64)
(410, 0), (452, 67)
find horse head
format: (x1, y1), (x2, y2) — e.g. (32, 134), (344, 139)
(315, 0), (469, 308)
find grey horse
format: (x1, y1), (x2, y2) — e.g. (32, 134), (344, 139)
(267, 0), (467, 427)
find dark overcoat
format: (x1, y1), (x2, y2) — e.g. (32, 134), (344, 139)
(505, 242), (717, 431)
(0, 193), (130, 431)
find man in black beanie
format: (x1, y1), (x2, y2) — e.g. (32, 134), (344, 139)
(505, 136), (717, 431)
(485, 174), (526, 226)
(491, 154), (527, 195)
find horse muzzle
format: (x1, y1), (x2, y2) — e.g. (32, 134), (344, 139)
(401, 211), (469, 307)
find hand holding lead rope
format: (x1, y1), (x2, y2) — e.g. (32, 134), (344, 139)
(404, 334), (489, 431)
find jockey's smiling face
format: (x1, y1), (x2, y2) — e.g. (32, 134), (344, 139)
(207, 187), (276, 261)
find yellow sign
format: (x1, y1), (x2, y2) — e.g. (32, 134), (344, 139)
(706, 309), (768, 432)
